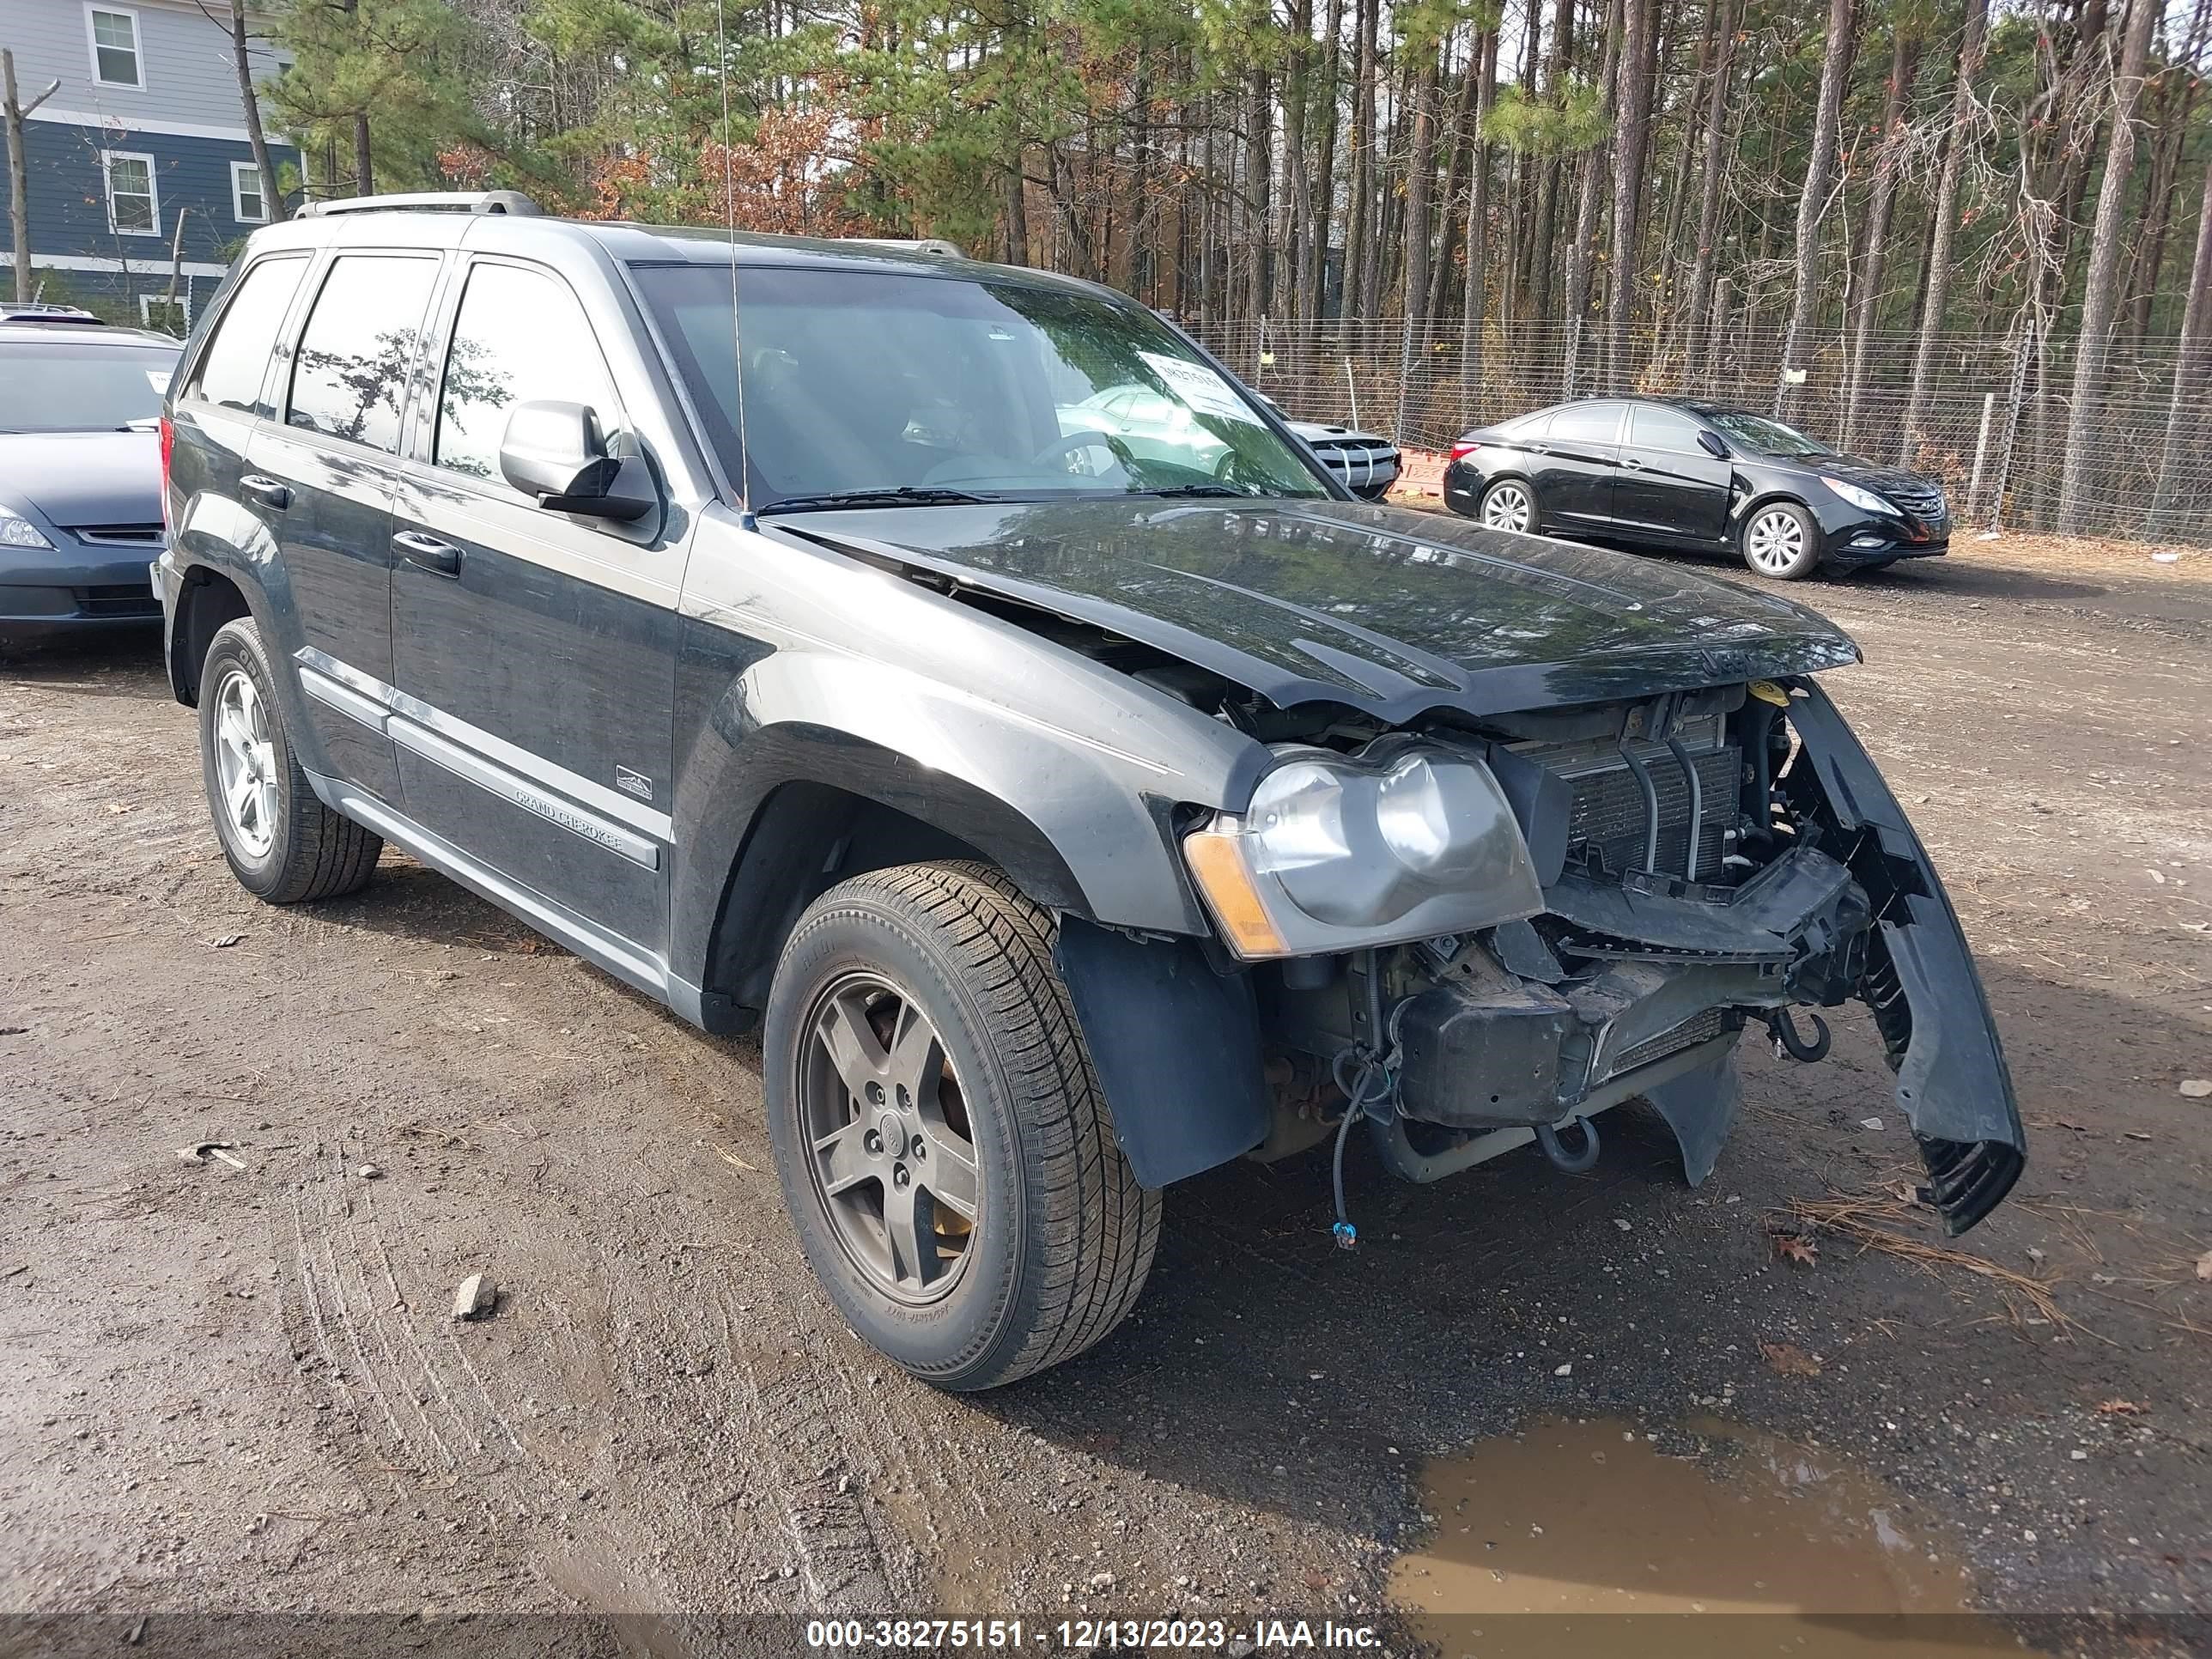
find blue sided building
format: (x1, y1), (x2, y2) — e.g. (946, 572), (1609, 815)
(2, 0), (299, 331)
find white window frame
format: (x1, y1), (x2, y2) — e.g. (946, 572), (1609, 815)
(84, 3), (146, 90)
(100, 149), (160, 238)
(230, 161), (268, 225)
(139, 292), (191, 332)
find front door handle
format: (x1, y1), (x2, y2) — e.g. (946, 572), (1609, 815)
(1620, 457), (1646, 471)
(393, 530), (461, 576)
(239, 474), (290, 510)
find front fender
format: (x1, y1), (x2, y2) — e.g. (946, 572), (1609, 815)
(1784, 679), (2026, 1232)
(667, 634), (1218, 1011)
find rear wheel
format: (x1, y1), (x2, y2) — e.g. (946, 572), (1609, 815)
(198, 617), (380, 902)
(763, 860), (1160, 1390)
(1740, 501), (1822, 580)
(1479, 477), (1537, 534)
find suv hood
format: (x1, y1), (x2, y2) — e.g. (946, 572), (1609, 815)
(774, 498), (1859, 721)
(0, 430), (161, 530)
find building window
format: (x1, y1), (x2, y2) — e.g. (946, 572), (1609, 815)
(101, 150), (159, 237)
(140, 293), (191, 335)
(231, 161), (268, 225)
(86, 5), (143, 88)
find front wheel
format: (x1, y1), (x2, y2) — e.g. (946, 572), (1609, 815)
(1740, 501), (1823, 580)
(763, 860), (1160, 1390)
(1478, 477), (1537, 534)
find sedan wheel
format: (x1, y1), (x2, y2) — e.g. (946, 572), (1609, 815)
(1741, 501), (1821, 580)
(798, 970), (981, 1304)
(1480, 479), (1535, 534)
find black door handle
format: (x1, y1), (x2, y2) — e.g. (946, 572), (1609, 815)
(239, 474), (290, 510)
(393, 530), (461, 575)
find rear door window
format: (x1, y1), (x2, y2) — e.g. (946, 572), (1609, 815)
(190, 255), (307, 416)
(433, 261), (618, 489)
(285, 254), (441, 453)
(1549, 404), (1624, 445)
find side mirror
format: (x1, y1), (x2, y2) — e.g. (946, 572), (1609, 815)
(1697, 429), (1729, 459)
(499, 399), (656, 522)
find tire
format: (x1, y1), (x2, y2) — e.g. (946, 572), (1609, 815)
(763, 860), (1160, 1390)
(1739, 500), (1823, 580)
(198, 617), (381, 903)
(1478, 477), (1538, 534)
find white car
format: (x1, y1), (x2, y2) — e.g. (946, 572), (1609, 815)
(1259, 397), (1400, 501)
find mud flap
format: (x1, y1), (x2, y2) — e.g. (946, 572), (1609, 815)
(1784, 682), (2027, 1233)
(1644, 1044), (1741, 1188)
(1053, 918), (1270, 1189)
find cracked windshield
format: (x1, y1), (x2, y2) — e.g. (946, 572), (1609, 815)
(634, 262), (1332, 512)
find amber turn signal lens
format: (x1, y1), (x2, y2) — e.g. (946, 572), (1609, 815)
(1182, 825), (1289, 959)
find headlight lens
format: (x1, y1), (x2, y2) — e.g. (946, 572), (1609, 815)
(0, 511), (54, 550)
(1820, 476), (1894, 517)
(1184, 744), (1544, 959)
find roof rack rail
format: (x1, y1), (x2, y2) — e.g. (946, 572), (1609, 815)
(296, 190), (544, 219)
(844, 236), (965, 259)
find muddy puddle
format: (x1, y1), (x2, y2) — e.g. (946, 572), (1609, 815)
(1391, 1416), (2029, 1658)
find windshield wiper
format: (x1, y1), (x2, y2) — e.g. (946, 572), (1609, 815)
(755, 486), (996, 516)
(1133, 483), (1250, 498)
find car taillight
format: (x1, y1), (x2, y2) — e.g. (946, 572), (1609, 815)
(1448, 441), (1481, 464)
(158, 416), (173, 533)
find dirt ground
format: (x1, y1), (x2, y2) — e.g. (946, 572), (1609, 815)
(2, 526), (2209, 1656)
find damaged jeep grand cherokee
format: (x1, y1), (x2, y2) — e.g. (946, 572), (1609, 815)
(156, 197), (2024, 1390)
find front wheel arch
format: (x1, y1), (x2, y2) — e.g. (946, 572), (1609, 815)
(1736, 495), (1824, 580)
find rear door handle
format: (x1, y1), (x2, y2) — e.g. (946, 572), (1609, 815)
(239, 474), (290, 510)
(393, 530), (461, 576)
(1620, 457), (1646, 471)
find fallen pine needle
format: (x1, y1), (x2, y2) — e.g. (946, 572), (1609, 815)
(1778, 1193), (2100, 1340)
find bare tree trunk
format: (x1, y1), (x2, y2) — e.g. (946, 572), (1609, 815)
(1680, 0), (1739, 381)
(1401, 40), (1441, 335)
(1305, 0), (1345, 319)
(3, 50), (61, 305)
(1279, 2), (1309, 321)
(1425, 32), (1481, 325)
(1459, 27), (1499, 397)
(2056, 0), (2158, 534)
(1897, 0), (1990, 465)
(1245, 67), (1273, 323)
(1841, 26), (1920, 448)
(1775, 0), (1856, 417)
(229, 0), (286, 222)
(1345, 0), (1379, 319)
(1563, 0), (1626, 395)
(2148, 151), (2212, 534)
(1605, 0), (1659, 390)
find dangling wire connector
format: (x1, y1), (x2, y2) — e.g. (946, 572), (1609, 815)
(1326, 999), (1413, 1254)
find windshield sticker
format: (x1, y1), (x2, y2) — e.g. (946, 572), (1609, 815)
(1137, 352), (1258, 425)
(145, 368), (173, 395)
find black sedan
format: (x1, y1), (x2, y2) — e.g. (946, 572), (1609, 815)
(1443, 397), (1949, 580)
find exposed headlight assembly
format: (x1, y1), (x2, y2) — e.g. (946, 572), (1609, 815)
(1820, 476), (1895, 517)
(0, 509), (54, 550)
(1182, 742), (1543, 960)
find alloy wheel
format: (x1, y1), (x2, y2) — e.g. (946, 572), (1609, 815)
(212, 667), (279, 859)
(1745, 507), (1809, 575)
(1480, 482), (1533, 533)
(797, 972), (981, 1304)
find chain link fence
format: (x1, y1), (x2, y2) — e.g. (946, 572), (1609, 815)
(1192, 316), (2212, 547)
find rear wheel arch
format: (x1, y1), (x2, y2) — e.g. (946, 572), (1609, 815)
(169, 565), (253, 706)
